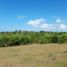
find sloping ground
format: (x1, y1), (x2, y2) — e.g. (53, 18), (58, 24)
(0, 44), (67, 67)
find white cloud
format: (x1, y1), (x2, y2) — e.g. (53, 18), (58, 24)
(41, 23), (49, 29)
(27, 18), (46, 27)
(17, 16), (25, 19)
(27, 18), (67, 31)
(59, 24), (67, 30)
(56, 19), (61, 23)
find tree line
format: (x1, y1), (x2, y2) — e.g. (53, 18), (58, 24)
(0, 31), (67, 47)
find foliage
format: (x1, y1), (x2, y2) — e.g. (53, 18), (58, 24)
(0, 31), (67, 47)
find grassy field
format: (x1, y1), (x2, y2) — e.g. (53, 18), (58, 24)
(0, 44), (67, 67)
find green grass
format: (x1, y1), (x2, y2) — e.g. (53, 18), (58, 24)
(0, 44), (67, 67)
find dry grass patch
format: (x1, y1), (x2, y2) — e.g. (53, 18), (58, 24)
(0, 44), (67, 67)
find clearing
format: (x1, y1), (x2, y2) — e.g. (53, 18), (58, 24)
(0, 44), (67, 67)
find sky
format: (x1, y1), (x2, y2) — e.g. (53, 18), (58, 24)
(0, 0), (67, 32)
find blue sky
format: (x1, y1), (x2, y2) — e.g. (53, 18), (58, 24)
(0, 0), (67, 32)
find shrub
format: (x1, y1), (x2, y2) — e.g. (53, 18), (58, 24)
(0, 31), (67, 47)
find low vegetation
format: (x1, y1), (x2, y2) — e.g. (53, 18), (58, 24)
(0, 31), (67, 47)
(0, 44), (67, 67)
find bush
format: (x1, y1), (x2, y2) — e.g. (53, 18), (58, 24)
(0, 31), (67, 47)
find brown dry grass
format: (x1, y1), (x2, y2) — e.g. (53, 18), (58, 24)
(0, 44), (67, 67)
